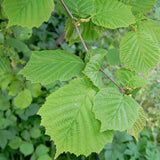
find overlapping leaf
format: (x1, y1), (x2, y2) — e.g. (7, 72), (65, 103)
(91, 0), (135, 29)
(120, 31), (160, 73)
(93, 87), (140, 131)
(116, 69), (150, 88)
(120, 0), (156, 14)
(65, 19), (104, 45)
(57, 0), (94, 19)
(85, 48), (107, 63)
(127, 107), (146, 140)
(83, 54), (105, 88)
(138, 20), (160, 46)
(20, 50), (84, 85)
(3, 0), (54, 28)
(38, 78), (113, 157)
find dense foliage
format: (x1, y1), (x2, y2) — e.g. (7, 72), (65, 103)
(0, 0), (160, 159)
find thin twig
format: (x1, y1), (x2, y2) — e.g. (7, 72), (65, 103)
(100, 69), (126, 94)
(59, 0), (126, 94)
(59, 0), (88, 52)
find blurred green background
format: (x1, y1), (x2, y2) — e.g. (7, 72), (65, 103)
(0, 1), (160, 160)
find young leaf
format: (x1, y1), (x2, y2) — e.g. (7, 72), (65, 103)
(85, 48), (107, 63)
(38, 78), (113, 157)
(20, 50), (84, 85)
(93, 87), (140, 131)
(116, 69), (150, 88)
(120, 31), (160, 73)
(127, 107), (146, 140)
(65, 19), (104, 45)
(92, 0), (135, 29)
(3, 0), (54, 28)
(14, 89), (32, 109)
(83, 54), (105, 88)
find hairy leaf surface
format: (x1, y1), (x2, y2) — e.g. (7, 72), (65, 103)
(128, 107), (146, 140)
(38, 78), (113, 157)
(120, 31), (160, 73)
(20, 50), (84, 85)
(93, 87), (140, 131)
(92, 0), (135, 29)
(3, 0), (54, 28)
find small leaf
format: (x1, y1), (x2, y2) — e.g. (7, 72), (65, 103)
(116, 69), (150, 88)
(20, 142), (34, 156)
(127, 107), (146, 140)
(3, 0), (54, 28)
(8, 136), (22, 149)
(11, 25), (32, 40)
(35, 144), (49, 157)
(93, 87), (140, 131)
(14, 89), (32, 109)
(38, 78), (113, 157)
(20, 50), (84, 85)
(85, 48), (107, 63)
(83, 54), (105, 88)
(65, 19), (104, 45)
(37, 154), (52, 160)
(92, 0), (135, 29)
(120, 31), (160, 73)
(30, 128), (41, 139)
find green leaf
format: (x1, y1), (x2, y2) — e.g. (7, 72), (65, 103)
(0, 32), (4, 43)
(0, 95), (10, 111)
(35, 144), (49, 157)
(11, 25), (32, 40)
(20, 50), (84, 85)
(37, 155), (52, 160)
(30, 128), (41, 139)
(127, 107), (146, 140)
(3, 0), (54, 28)
(20, 142), (34, 156)
(8, 136), (22, 149)
(0, 130), (8, 149)
(120, 31), (160, 73)
(14, 89), (32, 109)
(0, 51), (10, 75)
(9, 81), (23, 96)
(92, 0), (135, 29)
(137, 19), (160, 46)
(116, 69), (150, 88)
(65, 19), (104, 45)
(93, 87), (140, 131)
(5, 38), (31, 56)
(121, 0), (156, 14)
(83, 54), (105, 88)
(85, 48), (107, 63)
(106, 49), (121, 65)
(38, 78), (113, 157)
(57, 0), (94, 19)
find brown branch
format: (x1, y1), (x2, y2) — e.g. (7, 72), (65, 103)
(59, 0), (126, 94)
(59, 0), (88, 52)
